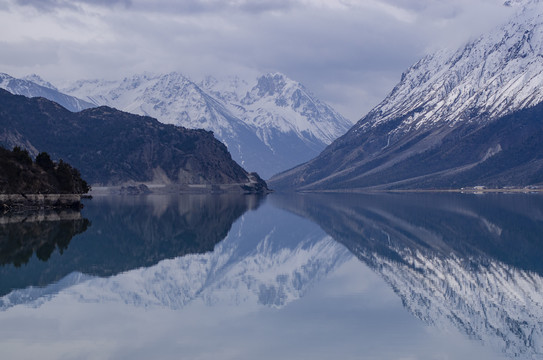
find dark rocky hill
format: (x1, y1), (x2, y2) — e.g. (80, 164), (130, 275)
(0, 89), (268, 192)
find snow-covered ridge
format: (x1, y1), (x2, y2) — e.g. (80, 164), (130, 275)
(22, 74), (58, 90)
(64, 72), (241, 136)
(198, 72), (353, 151)
(0, 73), (94, 112)
(61, 72), (352, 178)
(358, 2), (543, 134)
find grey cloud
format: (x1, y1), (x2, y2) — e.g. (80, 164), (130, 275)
(0, 40), (60, 67)
(131, 0), (297, 15)
(237, 0), (295, 14)
(16, 0), (131, 12)
(1, 0), (517, 122)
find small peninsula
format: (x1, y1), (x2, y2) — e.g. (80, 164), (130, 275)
(0, 146), (89, 212)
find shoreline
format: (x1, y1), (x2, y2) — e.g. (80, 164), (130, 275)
(294, 188), (543, 194)
(0, 194), (83, 213)
(89, 182), (272, 196)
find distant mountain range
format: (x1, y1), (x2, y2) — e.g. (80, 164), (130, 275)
(270, 1), (543, 190)
(0, 73), (94, 112)
(0, 71), (351, 180)
(61, 72), (353, 179)
(0, 89), (268, 191)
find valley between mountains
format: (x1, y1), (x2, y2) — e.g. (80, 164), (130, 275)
(3, 1), (543, 192)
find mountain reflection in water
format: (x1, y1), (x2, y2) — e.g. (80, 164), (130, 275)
(0, 192), (541, 359)
(0, 194), (263, 295)
(273, 192), (543, 359)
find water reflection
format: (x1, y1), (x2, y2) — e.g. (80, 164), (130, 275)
(272, 192), (543, 359)
(0, 194), (263, 296)
(0, 210), (90, 267)
(0, 196), (349, 311)
(0, 192), (541, 359)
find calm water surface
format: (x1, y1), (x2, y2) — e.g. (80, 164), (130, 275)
(0, 192), (542, 359)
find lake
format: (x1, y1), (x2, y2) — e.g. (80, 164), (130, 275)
(0, 192), (542, 359)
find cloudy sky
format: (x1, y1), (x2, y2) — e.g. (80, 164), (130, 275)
(0, 0), (514, 121)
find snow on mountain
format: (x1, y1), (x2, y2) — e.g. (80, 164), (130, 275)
(0, 73), (95, 112)
(358, 1), (543, 135)
(21, 74), (58, 90)
(63, 72), (242, 136)
(201, 73), (353, 151)
(62, 72), (352, 179)
(269, 1), (543, 190)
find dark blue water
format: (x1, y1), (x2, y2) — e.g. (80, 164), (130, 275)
(0, 192), (542, 359)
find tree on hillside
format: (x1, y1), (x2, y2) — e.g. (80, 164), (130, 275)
(0, 146), (90, 194)
(36, 152), (54, 172)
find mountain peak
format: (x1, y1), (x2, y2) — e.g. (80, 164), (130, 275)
(355, 2), (543, 135)
(22, 74), (57, 90)
(252, 72), (292, 98)
(62, 71), (351, 179)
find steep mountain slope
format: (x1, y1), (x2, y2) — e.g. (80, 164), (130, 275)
(0, 89), (268, 191)
(201, 73), (351, 153)
(0, 73), (94, 112)
(62, 72), (352, 179)
(270, 1), (543, 190)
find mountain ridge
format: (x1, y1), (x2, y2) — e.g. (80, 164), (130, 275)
(0, 89), (268, 192)
(269, 2), (543, 190)
(0, 73), (95, 113)
(61, 72), (352, 179)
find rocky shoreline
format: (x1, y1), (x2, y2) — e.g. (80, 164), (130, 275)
(0, 194), (83, 213)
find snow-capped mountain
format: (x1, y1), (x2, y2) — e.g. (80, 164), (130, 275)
(358, 0), (543, 134)
(0, 73), (94, 112)
(270, 1), (543, 190)
(62, 72), (352, 179)
(201, 73), (351, 151)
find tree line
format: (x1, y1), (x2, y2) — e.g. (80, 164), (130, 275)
(0, 146), (90, 194)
